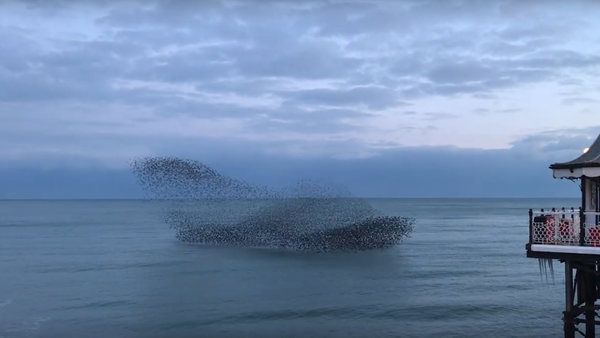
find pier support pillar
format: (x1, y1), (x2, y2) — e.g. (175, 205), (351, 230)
(565, 261), (576, 338)
(585, 267), (597, 337)
(563, 261), (600, 338)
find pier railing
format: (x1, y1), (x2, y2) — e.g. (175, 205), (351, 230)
(528, 208), (600, 247)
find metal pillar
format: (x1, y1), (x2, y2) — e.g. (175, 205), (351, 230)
(563, 261), (600, 338)
(565, 260), (576, 338)
(585, 267), (596, 337)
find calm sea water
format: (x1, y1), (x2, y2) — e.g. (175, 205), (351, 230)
(0, 198), (579, 338)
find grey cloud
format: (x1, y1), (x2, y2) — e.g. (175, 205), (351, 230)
(288, 108), (372, 119)
(0, 141), (578, 199)
(128, 48), (239, 83)
(0, 27), (41, 73)
(387, 52), (427, 79)
(194, 78), (290, 96)
(513, 134), (590, 161)
(236, 43), (363, 81)
(495, 108), (521, 113)
(0, 30), (141, 103)
(280, 86), (408, 110)
(510, 125), (600, 161)
(562, 97), (598, 106)
(369, 140), (405, 149)
(480, 39), (555, 56)
(390, 56), (561, 99)
(472, 93), (497, 99)
(498, 22), (576, 42)
(44, 40), (145, 69)
(397, 87), (424, 99)
(5, 0), (598, 105)
(247, 117), (362, 135)
(2, 0), (600, 168)
(474, 107), (520, 115)
(316, 0), (497, 38)
(306, 1), (409, 37)
(102, 2), (367, 81)
(245, 107), (372, 135)
(497, 0), (595, 28)
(421, 112), (457, 121)
(427, 63), (496, 85)
(261, 106), (372, 123)
(559, 78), (586, 86)
(521, 49), (600, 69)
(416, 51), (597, 98)
(150, 100), (270, 119)
(0, 72), (113, 103)
(0, 70), (161, 104)
(95, 0), (599, 99)
(434, 83), (489, 96)
(398, 82), (490, 98)
(540, 136), (591, 153)
(346, 72), (403, 90)
(113, 29), (198, 49)
(96, 1), (227, 28)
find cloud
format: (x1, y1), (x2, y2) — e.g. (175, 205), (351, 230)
(509, 125), (600, 162)
(559, 78), (586, 86)
(0, 140), (586, 199)
(474, 108), (490, 115)
(495, 108), (522, 113)
(562, 97), (598, 106)
(421, 112), (458, 121)
(2, 0), (600, 197)
(279, 86), (409, 111)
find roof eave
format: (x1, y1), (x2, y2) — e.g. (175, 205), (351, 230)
(550, 162), (600, 170)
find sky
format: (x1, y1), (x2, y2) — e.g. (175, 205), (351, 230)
(1, 0), (600, 199)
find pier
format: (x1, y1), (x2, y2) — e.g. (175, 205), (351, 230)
(526, 133), (600, 337)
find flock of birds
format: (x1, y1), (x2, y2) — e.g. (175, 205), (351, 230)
(130, 157), (415, 252)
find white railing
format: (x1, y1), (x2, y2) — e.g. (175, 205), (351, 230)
(530, 209), (600, 247)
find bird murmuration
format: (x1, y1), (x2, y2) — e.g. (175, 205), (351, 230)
(130, 157), (415, 252)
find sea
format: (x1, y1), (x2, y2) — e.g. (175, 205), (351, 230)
(0, 198), (580, 338)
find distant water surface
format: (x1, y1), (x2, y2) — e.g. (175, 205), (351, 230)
(0, 198), (578, 338)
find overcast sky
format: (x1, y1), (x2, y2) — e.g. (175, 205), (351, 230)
(1, 0), (599, 198)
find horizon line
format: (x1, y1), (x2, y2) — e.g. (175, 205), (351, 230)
(0, 197), (581, 201)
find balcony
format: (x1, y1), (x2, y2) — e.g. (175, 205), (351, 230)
(528, 208), (600, 256)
